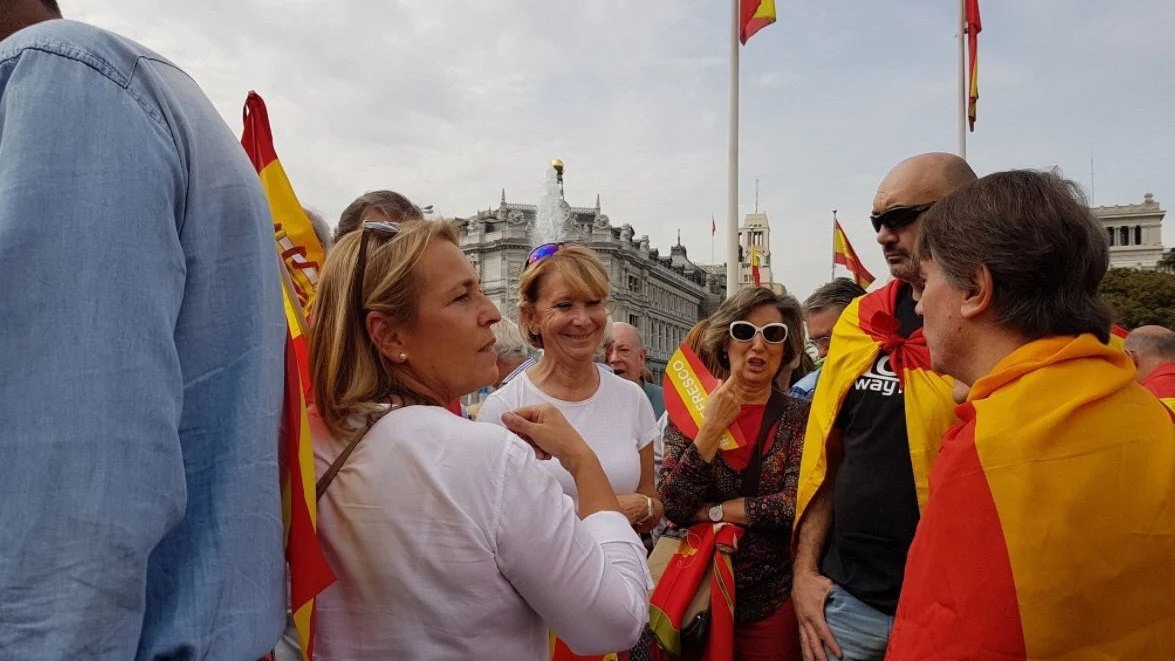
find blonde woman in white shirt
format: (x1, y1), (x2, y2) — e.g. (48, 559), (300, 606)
(477, 245), (662, 528)
(308, 221), (650, 661)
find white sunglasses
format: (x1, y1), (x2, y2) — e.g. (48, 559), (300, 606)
(728, 320), (789, 344)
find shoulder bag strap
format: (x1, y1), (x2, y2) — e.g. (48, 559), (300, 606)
(740, 390), (788, 497)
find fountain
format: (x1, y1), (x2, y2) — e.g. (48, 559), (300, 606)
(531, 159), (569, 247)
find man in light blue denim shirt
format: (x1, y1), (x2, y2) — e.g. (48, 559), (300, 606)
(0, 4), (285, 659)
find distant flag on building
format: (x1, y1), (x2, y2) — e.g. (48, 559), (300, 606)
(833, 216), (876, 288)
(241, 91), (335, 661)
(712, 214), (717, 237)
(966, 0), (982, 131)
(750, 244), (762, 287)
(740, 0), (776, 44)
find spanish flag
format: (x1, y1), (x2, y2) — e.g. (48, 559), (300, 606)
(740, 0), (776, 44)
(795, 281), (957, 528)
(750, 244), (762, 287)
(887, 334), (1175, 660)
(832, 217), (875, 288)
(966, 0), (981, 131)
(242, 91), (335, 661)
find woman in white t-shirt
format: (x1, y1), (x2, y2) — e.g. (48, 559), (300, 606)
(477, 244), (663, 531)
(307, 220), (650, 661)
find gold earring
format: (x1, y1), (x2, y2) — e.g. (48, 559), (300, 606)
(399, 353), (407, 361)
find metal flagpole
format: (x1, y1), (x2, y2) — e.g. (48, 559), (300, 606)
(831, 209), (837, 282)
(957, 0), (967, 160)
(725, 0), (741, 295)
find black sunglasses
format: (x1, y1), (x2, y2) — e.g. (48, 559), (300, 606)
(352, 220), (402, 322)
(870, 202), (935, 233)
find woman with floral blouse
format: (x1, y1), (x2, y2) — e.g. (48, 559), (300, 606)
(658, 287), (810, 661)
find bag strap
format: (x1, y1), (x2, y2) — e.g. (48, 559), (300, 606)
(315, 404), (400, 501)
(740, 390), (787, 497)
(315, 433), (364, 501)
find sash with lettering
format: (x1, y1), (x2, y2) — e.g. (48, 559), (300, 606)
(886, 334), (1175, 660)
(662, 344), (750, 451)
(794, 280), (957, 534)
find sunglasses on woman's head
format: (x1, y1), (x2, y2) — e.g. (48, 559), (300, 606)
(869, 202), (936, 234)
(352, 220), (402, 321)
(526, 242), (583, 269)
(729, 320), (789, 344)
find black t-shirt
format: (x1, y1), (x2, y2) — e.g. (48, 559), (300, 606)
(821, 283), (922, 615)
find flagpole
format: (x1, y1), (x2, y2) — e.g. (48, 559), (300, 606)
(831, 209), (837, 282)
(957, 0), (967, 160)
(725, 0), (740, 295)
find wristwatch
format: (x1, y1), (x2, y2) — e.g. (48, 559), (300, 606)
(708, 503), (724, 523)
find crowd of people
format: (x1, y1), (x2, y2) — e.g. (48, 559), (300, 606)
(2, 5), (1173, 661)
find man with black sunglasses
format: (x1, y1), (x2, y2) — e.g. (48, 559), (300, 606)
(791, 153), (976, 661)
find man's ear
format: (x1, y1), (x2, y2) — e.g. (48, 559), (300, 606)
(367, 311), (410, 364)
(960, 265), (994, 321)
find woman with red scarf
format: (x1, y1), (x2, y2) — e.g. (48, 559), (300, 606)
(658, 288), (808, 661)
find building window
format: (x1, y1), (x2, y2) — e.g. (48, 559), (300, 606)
(1135, 225), (1143, 245)
(485, 222), (496, 233)
(628, 313), (639, 328)
(627, 275), (641, 292)
(1120, 227), (1130, 246)
(1108, 228), (1115, 246)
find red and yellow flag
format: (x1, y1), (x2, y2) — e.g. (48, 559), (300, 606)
(242, 91), (335, 661)
(795, 281), (957, 530)
(966, 0), (981, 131)
(833, 217), (875, 288)
(749, 244), (762, 287)
(887, 335), (1175, 659)
(740, 0), (776, 44)
(662, 344), (749, 452)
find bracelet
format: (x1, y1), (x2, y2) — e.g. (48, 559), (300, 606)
(638, 495), (655, 524)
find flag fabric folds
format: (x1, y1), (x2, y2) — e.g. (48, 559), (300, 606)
(887, 335), (1175, 660)
(649, 523), (743, 661)
(966, 0), (981, 131)
(712, 215), (717, 237)
(795, 281), (957, 530)
(833, 217), (876, 288)
(739, 0), (776, 44)
(242, 91), (335, 661)
(750, 244), (762, 286)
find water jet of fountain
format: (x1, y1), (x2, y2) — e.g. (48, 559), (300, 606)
(531, 164), (568, 247)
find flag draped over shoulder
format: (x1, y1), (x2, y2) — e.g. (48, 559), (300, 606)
(795, 281), (957, 530)
(833, 218), (875, 288)
(242, 91), (335, 661)
(886, 335), (1175, 660)
(966, 0), (981, 131)
(740, 0), (776, 44)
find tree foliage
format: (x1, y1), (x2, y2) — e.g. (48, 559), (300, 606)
(1099, 268), (1175, 329)
(1158, 249), (1175, 273)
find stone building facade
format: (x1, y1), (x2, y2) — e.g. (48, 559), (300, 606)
(1092, 194), (1166, 270)
(457, 191), (721, 383)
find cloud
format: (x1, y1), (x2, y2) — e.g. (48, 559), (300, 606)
(71, 0), (1175, 300)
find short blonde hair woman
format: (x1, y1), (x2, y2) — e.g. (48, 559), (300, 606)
(658, 287), (810, 661)
(478, 245), (661, 527)
(309, 223), (649, 660)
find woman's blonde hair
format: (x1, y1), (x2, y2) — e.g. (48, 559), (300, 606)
(310, 220), (460, 440)
(698, 287), (807, 385)
(517, 245), (610, 349)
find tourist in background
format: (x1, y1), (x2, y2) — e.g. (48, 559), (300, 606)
(888, 169), (1175, 659)
(793, 153), (976, 661)
(659, 287), (811, 661)
(1125, 325), (1175, 409)
(608, 321), (666, 418)
(491, 316), (537, 388)
(479, 246), (661, 532)
(0, 3), (286, 657)
(791, 279), (867, 400)
(334, 189), (423, 241)
(309, 221), (649, 659)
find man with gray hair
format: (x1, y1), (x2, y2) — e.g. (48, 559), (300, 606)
(607, 322), (665, 418)
(491, 317), (536, 388)
(1125, 325), (1175, 409)
(791, 278), (867, 400)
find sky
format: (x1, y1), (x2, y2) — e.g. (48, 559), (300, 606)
(72, 0), (1175, 301)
